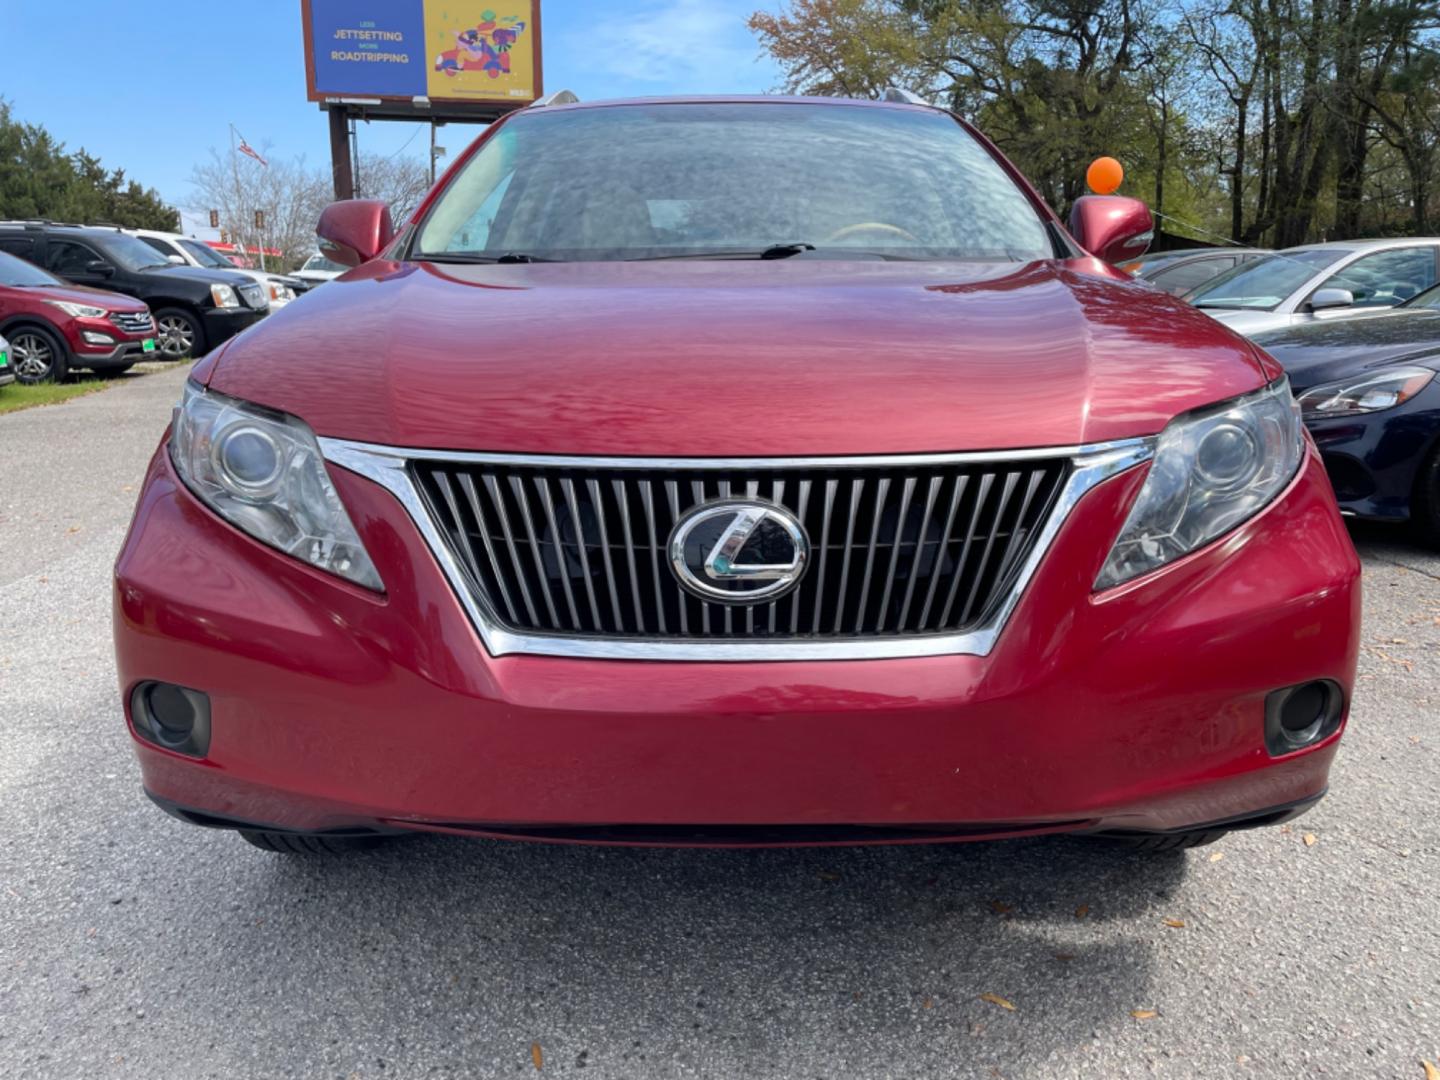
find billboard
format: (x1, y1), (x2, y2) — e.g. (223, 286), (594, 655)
(303, 0), (542, 107)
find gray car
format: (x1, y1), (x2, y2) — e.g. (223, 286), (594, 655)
(1186, 237), (1440, 336)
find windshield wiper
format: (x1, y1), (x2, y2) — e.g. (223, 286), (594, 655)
(629, 243), (818, 262)
(420, 252), (560, 264)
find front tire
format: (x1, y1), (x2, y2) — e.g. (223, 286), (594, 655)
(153, 308), (205, 360)
(1092, 829), (1229, 852)
(1411, 441), (1440, 548)
(8, 325), (69, 384)
(238, 829), (391, 855)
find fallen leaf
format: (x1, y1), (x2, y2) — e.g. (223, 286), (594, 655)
(1131, 1009), (1158, 1020)
(1162, 918), (1186, 929)
(1424, 1061), (1440, 1080)
(979, 992), (1016, 1011)
(923, 997), (934, 1009)
(817, 871), (840, 882)
(1209, 851), (1225, 863)
(531, 1043), (543, 1071)
(1053, 953), (1076, 962)
(1074, 904), (1090, 919)
(66, 525), (81, 534)
(989, 900), (1014, 915)
(1303, 833), (1318, 847)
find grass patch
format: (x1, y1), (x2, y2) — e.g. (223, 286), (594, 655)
(0, 377), (111, 415)
(0, 360), (189, 416)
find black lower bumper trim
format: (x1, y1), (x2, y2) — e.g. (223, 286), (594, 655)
(1088, 788), (1326, 840)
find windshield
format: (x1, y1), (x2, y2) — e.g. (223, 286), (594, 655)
(1187, 249), (1347, 310)
(303, 254), (346, 272)
(92, 233), (177, 272)
(0, 250), (62, 287)
(179, 238), (234, 269)
(414, 102), (1054, 263)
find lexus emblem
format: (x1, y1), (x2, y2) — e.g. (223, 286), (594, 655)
(668, 500), (809, 604)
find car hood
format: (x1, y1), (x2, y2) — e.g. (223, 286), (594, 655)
(205, 258), (1274, 457)
(144, 264), (256, 289)
(18, 282), (149, 312)
(1254, 308), (1440, 392)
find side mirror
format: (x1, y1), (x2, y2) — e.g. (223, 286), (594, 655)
(167, 254), (186, 265)
(1068, 195), (1154, 265)
(1309, 287), (1355, 312)
(316, 199), (395, 267)
(84, 259), (115, 277)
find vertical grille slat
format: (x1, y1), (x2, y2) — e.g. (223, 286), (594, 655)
(560, 478), (604, 630)
(411, 457), (1069, 645)
(959, 471), (1021, 626)
(510, 476), (560, 630)
(897, 475), (943, 633)
(854, 477), (892, 633)
(586, 478), (627, 633)
(483, 474), (540, 629)
(876, 476), (916, 633)
(455, 473), (519, 624)
(831, 478), (865, 634)
(613, 479), (648, 634)
(534, 475), (583, 631)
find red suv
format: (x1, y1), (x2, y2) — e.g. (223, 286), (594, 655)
(0, 251), (156, 382)
(114, 96), (1361, 855)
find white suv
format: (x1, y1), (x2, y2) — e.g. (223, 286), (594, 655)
(125, 229), (301, 309)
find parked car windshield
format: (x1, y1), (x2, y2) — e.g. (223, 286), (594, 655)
(414, 103), (1055, 263)
(179, 238), (235, 269)
(302, 254), (346, 272)
(0, 249), (62, 286)
(1188, 248), (1347, 310)
(91, 233), (177, 272)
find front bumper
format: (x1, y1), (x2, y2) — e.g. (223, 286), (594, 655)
(114, 443), (1360, 843)
(201, 307), (265, 349)
(1303, 379), (1440, 521)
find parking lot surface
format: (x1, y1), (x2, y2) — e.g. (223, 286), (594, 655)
(1, 365), (1436, 1079)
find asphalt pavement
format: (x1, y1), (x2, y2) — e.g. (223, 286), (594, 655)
(1, 364), (1436, 1079)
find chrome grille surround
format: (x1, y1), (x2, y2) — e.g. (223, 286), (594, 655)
(237, 283), (268, 309)
(320, 438), (1155, 661)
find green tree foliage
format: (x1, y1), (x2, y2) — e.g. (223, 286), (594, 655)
(0, 101), (177, 230)
(750, 0), (1440, 246)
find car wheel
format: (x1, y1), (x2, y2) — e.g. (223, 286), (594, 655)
(1089, 829), (1229, 852)
(1411, 441), (1440, 548)
(153, 308), (205, 360)
(238, 829), (393, 855)
(8, 325), (69, 384)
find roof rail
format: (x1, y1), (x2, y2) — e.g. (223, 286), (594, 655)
(531, 90), (580, 108)
(881, 87), (933, 106)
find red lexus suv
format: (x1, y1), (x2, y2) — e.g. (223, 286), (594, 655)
(114, 95), (1360, 855)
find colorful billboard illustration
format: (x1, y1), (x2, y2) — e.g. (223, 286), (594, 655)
(303, 0), (541, 107)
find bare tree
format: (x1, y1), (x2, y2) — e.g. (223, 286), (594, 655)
(189, 145), (431, 269)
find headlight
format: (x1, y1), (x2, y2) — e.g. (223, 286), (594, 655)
(1295, 366), (1435, 417)
(266, 281), (293, 302)
(170, 383), (383, 590)
(1096, 378), (1304, 589)
(210, 284), (240, 308)
(46, 299), (107, 318)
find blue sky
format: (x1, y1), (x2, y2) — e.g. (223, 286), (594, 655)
(0, 0), (781, 230)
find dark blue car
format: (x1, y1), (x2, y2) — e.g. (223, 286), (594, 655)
(1255, 289), (1440, 542)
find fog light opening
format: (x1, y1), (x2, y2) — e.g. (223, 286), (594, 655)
(130, 682), (212, 758)
(1265, 680), (1343, 756)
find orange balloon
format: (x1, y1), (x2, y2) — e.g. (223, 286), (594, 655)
(1086, 156), (1124, 195)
